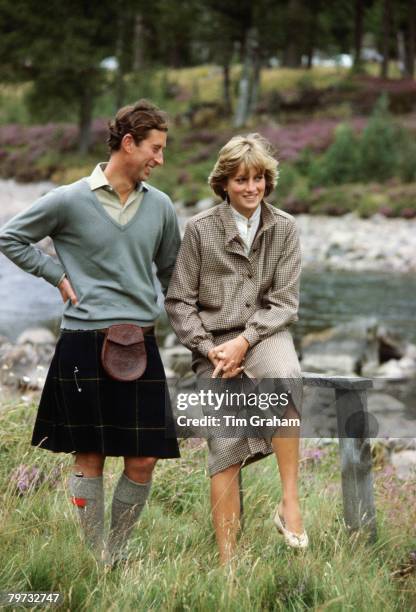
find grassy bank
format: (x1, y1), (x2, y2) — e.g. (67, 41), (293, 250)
(0, 398), (415, 610)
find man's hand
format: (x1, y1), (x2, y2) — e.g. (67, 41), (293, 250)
(209, 335), (249, 378)
(58, 277), (78, 306)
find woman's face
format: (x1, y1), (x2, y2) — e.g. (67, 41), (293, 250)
(225, 164), (266, 218)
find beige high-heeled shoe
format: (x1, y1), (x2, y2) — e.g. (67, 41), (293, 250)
(273, 503), (309, 549)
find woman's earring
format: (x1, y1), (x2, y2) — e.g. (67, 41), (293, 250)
(224, 190), (230, 203)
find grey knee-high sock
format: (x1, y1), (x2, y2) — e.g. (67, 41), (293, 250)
(108, 473), (151, 561)
(69, 474), (104, 553)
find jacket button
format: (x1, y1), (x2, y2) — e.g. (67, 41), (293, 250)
(245, 303), (251, 308)
(247, 273), (253, 279)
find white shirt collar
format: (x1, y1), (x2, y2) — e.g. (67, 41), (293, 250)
(230, 203), (261, 225)
(230, 204), (261, 254)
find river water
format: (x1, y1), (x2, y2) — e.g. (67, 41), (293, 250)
(298, 269), (416, 344)
(0, 257), (415, 345)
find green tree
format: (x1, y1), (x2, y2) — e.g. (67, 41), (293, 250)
(359, 95), (399, 181)
(310, 124), (360, 186)
(0, 0), (118, 153)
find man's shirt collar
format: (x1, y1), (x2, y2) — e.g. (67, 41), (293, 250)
(88, 162), (147, 193)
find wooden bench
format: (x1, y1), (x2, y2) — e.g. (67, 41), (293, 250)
(240, 373), (377, 541)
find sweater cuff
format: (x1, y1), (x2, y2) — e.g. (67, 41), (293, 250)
(41, 259), (66, 287)
(197, 337), (216, 358)
(241, 327), (260, 348)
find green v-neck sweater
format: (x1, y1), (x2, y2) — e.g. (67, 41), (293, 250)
(0, 178), (181, 329)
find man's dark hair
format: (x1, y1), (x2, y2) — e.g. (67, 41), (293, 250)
(107, 99), (168, 151)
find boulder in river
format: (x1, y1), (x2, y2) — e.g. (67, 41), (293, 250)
(17, 327), (56, 345)
(0, 328), (55, 391)
(367, 392), (416, 438)
(300, 318), (379, 374)
(390, 450), (416, 479)
(301, 318), (416, 378)
(160, 345), (192, 378)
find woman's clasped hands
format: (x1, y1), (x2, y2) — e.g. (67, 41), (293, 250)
(208, 335), (249, 379)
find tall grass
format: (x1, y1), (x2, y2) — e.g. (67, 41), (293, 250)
(0, 398), (415, 610)
(0, 84), (31, 125)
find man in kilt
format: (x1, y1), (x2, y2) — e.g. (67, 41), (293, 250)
(0, 100), (181, 564)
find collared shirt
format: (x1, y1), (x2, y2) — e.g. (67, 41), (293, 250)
(86, 162), (146, 226)
(231, 204), (261, 256)
(165, 200), (301, 357)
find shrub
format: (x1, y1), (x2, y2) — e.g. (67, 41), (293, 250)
(284, 182), (416, 217)
(356, 191), (389, 218)
(277, 164), (299, 197)
(305, 95), (416, 188)
(309, 123), (360, 187)
(397, 133), (416, 182)
(281, 176), (312, 214)
(308, 185), (357, 215)
(296, 73), (315, 94)
(358, 94), (399, 182)
(387, 184), (416, 217)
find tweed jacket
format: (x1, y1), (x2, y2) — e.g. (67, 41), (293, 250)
(165, 200), (301, 358)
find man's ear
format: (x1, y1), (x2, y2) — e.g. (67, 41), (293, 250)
(121, 133), (134, 153)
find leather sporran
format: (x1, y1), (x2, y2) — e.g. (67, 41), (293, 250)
(101, 324), (147, 382)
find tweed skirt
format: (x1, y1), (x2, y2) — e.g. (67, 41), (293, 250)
(192, 329), (302, 477)
(32, 330), (180, 458)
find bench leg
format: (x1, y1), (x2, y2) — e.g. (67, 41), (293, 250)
(335, 389), (377, 541)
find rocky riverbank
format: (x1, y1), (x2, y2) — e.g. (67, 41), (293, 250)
(296, 212), (416, 273)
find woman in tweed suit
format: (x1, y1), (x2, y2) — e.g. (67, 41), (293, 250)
(165, 134), (307, 564)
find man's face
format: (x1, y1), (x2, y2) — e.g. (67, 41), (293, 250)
(127, 129), (167, 181)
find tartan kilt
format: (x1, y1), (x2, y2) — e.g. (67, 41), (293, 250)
(32, 329), (180, 458)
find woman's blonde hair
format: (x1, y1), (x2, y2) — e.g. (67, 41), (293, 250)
(208, 133), (279, 200)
